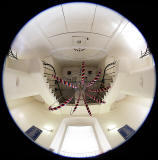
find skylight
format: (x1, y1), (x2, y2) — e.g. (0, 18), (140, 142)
(60, 125), (100, 157)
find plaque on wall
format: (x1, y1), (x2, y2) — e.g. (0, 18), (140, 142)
(25, 125), (42, 141)
(118, 125), (135, 140)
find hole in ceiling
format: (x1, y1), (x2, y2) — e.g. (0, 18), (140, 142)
(67, 71), (72, 75)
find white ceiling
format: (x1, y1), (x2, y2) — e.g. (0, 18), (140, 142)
(36, 5), (67, 36)
(9, 2), (149, 116)
(91, 5), (123, 36)
(12, 2), (138, 63)
(60, 3), (96, 32)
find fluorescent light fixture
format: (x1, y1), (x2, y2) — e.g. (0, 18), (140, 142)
(19, 113), (24, 118)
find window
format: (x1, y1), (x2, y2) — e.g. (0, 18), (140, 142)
(60, 126), (100, 157)
(49, 117), (112, 157)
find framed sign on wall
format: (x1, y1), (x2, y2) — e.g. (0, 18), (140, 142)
(118, 125), (135, 140)
(25, 125), (42, 141)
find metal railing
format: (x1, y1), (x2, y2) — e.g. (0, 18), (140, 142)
(102, 60), (117, 83)
(42, 60), (118, 105)
(95, 60), (119, 100)
(42, 61), (65, 102)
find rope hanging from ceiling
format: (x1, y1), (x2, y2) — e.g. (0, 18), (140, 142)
(81, 61), (86, 85)
(86, 70), (102, 88)
(49, 96), (73, 111)
(86, 93), (105, 104)
(72, 90), (82, 114)
(48, 61), (112, 116)
(82, 93), (92, 116)
(87, 86), (111, 93)
(52, 74), (78, 89)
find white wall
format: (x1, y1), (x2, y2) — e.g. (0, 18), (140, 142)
(98, 60), (155, 113)
(107, 22), (147, 60)
(6, 58), (31, 72)
(3, 57), (59, 105)
(7, 94), (153, 150)
(42, 56), (62, 76)
(11, 19), (53, 60)
(96, 95), (152, 148)
(119, 67), (156, 98)
(7, 97), (64, 149)
(3, 68), (39, 100)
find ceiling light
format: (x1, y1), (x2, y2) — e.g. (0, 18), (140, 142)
(107, 124), (117, 131)
(43, 125), (53, 132)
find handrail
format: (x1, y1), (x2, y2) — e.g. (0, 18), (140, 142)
(8, 48), (18, 60)
(42, 61), (56, 74)
(42, 61), (65, 101)
(95, 60), (118, 100)
(102, 60), (117, 83)
(43, 67), (55, 71)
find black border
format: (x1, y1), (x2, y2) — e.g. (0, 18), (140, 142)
(0, 0), (157, 160)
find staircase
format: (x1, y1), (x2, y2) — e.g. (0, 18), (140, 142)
(40, 58), (65, 106)
(42, 56), (118, 98)
(40, 56), (119, 115)
(98, 57), (119, 113)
